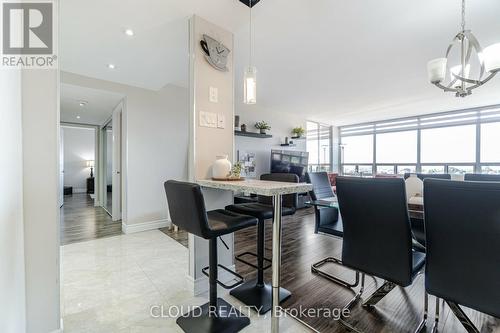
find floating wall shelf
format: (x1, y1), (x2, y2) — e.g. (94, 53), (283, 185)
(234, 130), (272, 138)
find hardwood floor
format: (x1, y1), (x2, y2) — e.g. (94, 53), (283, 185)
(60, 193), (122, 245)
(160, 226), (189, 248)
(234, 208), (500, 333)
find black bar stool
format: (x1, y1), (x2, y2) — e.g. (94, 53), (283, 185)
(225, 173), (299, 314)
(164, 180), (258, 333)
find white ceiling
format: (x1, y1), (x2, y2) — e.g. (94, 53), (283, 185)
(60, 0), (500, 126)
(60, 84), (124, 125)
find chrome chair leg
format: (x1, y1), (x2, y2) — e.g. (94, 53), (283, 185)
(414, 292), (429, 333)
(362, 280), (396, 308)
(431, 297), (440, 333)
(311, 256), (360, 288)
(446, 301), (479, 333)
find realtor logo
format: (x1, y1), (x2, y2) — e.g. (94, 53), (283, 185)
(1, 1), (57, 68)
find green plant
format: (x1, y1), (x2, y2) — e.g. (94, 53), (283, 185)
(229, 161), (243, 178)
(292, 126), (305, 137)
(254, 121), (271, 130)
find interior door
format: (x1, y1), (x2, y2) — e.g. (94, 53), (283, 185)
(111, 103), (122, 221)
(59, 127), (64, 207)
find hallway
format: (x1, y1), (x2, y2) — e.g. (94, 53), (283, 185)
(60, 193), (122, 245)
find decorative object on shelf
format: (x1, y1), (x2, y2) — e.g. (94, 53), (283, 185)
(235, 115), (240, 129)
(291, 126), (305, 138)
(242, 0), (258, 104)
(200, 34), (230, 72)
(404, 174), (423, 201)
(240, 124), (247, 132)
(86, 160), (95, 177)
(285, 137), (289, 145)
(212, 155), (232, 179)
(254, 120), (271, 134)
(427, 0), (500, 97)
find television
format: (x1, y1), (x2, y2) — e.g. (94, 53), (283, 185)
(270, 149), (309, 182)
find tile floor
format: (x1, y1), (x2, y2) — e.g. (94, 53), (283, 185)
(61, 230), (312, 333)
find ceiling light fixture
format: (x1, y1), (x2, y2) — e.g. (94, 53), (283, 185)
(243, 0), (258, 104)
(76, 116), (81, 119)
(124, 29), (134, 36)
(107, 63), (116, 69)
(427, 0), (500, 97)
(78, 100), (88, 107)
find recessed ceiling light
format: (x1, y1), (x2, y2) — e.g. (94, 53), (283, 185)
(76, 116), (81, 119)
(108, 63), (116, 69)
(78, 100), (88, 107)
(124, 29), (134, 36)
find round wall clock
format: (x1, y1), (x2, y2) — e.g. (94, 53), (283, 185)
(200, 34), (230, 72)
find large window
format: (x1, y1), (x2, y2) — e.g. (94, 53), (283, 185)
(339, 105), (500, 175)
(307, 121), (331, 172)
(421, 125), (476, 163)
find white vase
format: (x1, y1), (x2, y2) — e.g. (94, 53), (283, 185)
(405, 174), (423, 200)
(212, 155), (232, 179)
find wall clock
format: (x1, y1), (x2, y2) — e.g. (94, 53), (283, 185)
(200, 34), (230, 72)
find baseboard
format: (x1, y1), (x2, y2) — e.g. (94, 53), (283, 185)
(187, 265), (236, 296)
(49, 319), (64, 333)
(122, 219), (169, 234)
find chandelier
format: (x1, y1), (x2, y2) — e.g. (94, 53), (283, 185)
(427, 0), (500, 97)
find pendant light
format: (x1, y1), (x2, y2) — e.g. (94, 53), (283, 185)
(427, 0), (500, 97)
(243, 0), (257, 104)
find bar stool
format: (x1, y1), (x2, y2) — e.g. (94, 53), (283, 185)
(164, 180), (258, 333)
(225, 173), (299, 314)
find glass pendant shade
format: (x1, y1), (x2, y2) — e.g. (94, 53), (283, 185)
(243, 66), (257, 104)
(427, 58), (447, 83)
(483, 43), (500, 73)
(450, 64), (471, 87)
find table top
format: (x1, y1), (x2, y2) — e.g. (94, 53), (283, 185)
(197, 179), (312, 196)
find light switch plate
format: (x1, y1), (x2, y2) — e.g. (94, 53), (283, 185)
(200, 111), (217, 128)
(217, 114), (225, 128)
(209, 86), (218, 103)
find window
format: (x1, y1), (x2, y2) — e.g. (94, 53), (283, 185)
(397, 165), (416, 174)
(376, 130), (417, 163)
(342, 135), (373, 164)
(448, 165), (474, 175)
(421, 125), (476, 163)
(377, 165), (395, 174)
(481, 122), (500, 162)
(481, 165), (500, 174)
(307, 121), (331, 171)
(421, 165), (445, 174)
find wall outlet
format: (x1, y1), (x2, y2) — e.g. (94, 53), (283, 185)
(209, 86), (218, 103)
(200, 111), (217, 128)
(217, 114), (225, 129)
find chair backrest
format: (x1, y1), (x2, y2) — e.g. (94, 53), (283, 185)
(258, 173), (299, 208)
(336, 176), (415, 286)
(424, 179), (500, 318)
(404, 173), (451, 181)
(464, 173), (500, 182)
(164, 180), (211, 239)
(305, 172), (335, 200)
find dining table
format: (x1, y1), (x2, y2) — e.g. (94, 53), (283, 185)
(197, 179), (313, 333)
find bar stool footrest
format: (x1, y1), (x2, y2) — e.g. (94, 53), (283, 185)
(236, 251), (272, 270)
(202, 264), (245, 289)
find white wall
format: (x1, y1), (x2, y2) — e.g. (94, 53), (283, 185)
(61, 72), (189, 230)
(22, 70), (61, 333)
(62, 126), (95, 193)
(235, 104), (307, 177)
(0, 70), (26, 333)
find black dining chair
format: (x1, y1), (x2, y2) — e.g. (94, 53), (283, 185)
(336, 176), (427, 332)
(464, 173), (500, 182)
(164, 180), (258, 333)
(305, 172), (360, 289)
(424, 179), (500, 333)
(225, 173), (298, 314)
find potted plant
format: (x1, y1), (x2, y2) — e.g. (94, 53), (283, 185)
(292, 126), (305, 138)
(255, 120), (271, 135)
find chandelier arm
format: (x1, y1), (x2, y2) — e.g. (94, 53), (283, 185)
(452, 72), (480, 85)
(434, 82), (460, 93)
(466, 71), (499, 90)
(463, 31), (485, 78)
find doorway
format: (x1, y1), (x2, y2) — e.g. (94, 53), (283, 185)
(100, 101), (122, 222)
